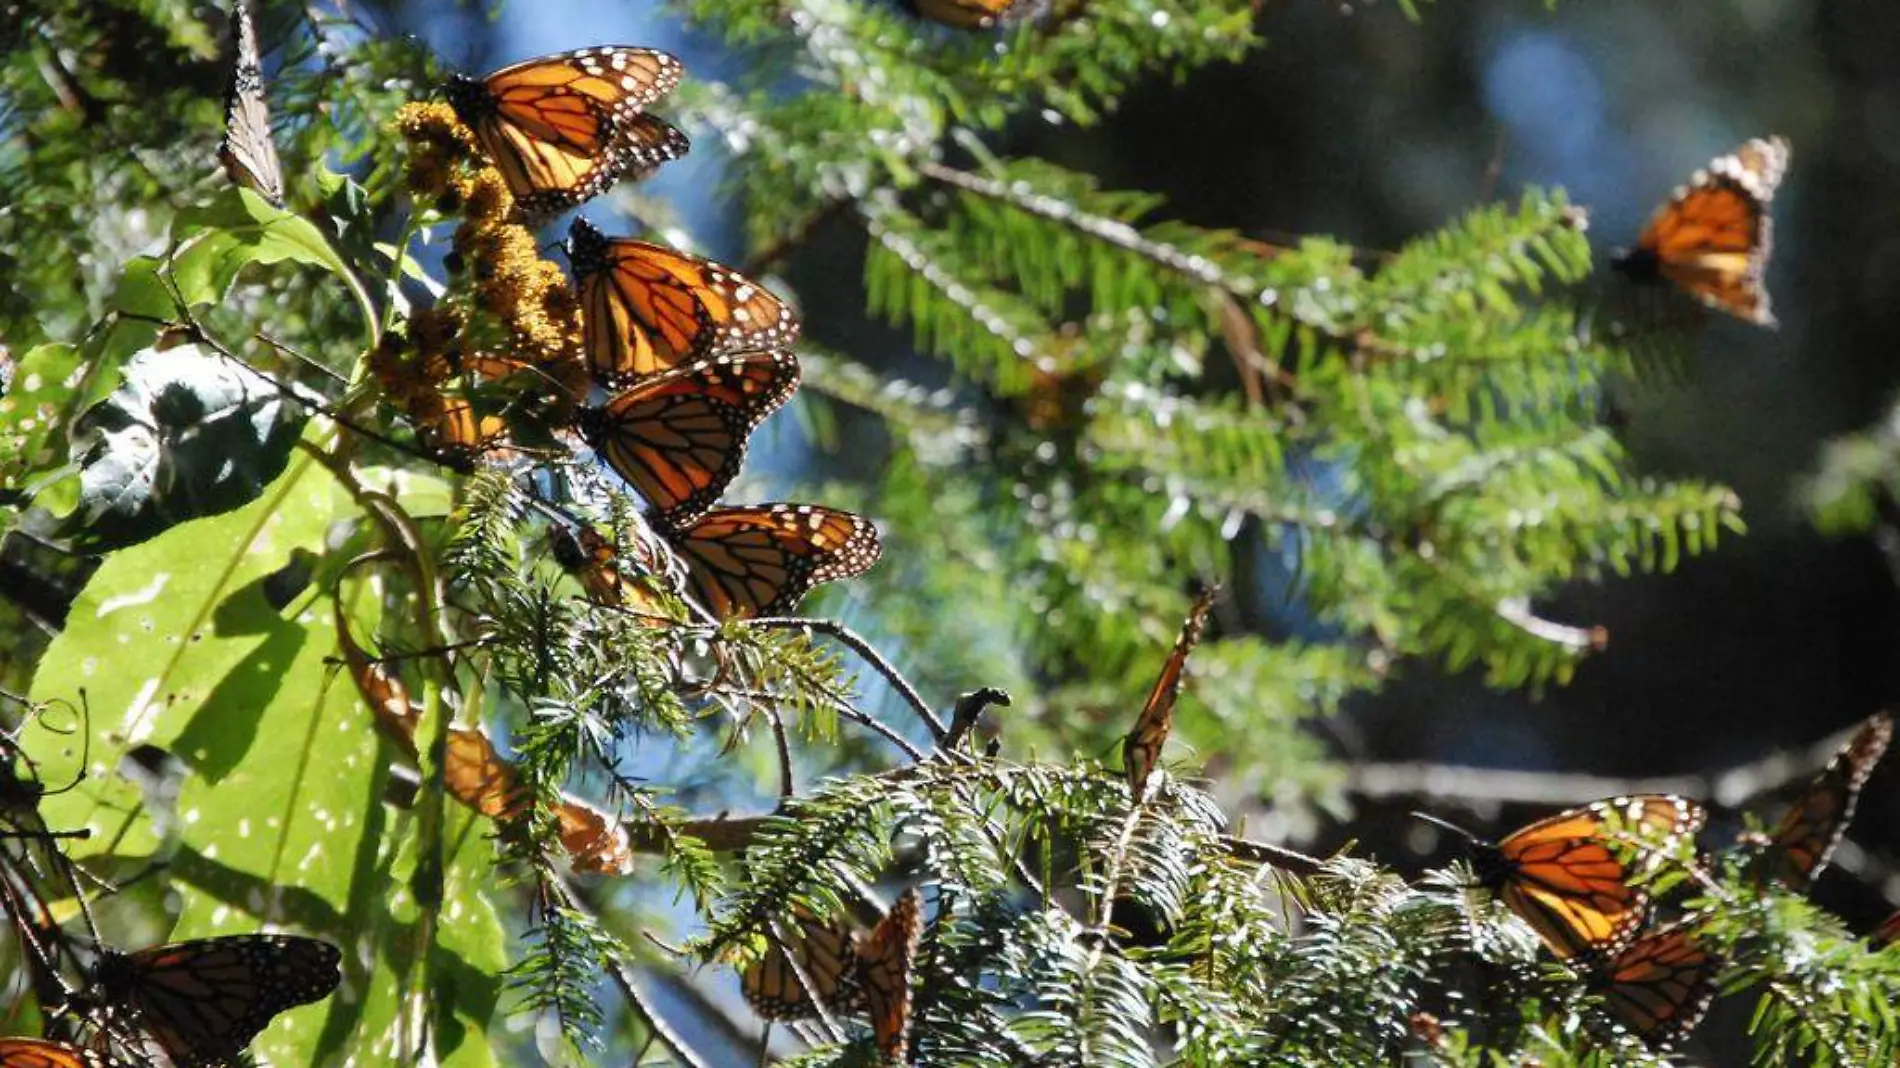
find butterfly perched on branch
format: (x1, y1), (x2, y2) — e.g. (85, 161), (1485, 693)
(740, 889), (923, 1061)
(85, 934), (341, 1067)
(445, 48), (689, 218)
(1745, 710), (1891, 891)
(216, 0), (283, 205)
(567, 217), (801, 386)
(1124, 585), (1217, 802)
(1612, 136), (1790, 326)
(1421, 795), (1706, 965)
(661, 504), (881, 619)
(1584, 920), (1720, 1048)
(578, 350), (800, 525)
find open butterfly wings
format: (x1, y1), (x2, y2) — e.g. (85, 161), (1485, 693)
(0, 1040), (118, 1068)
(579, 350), (800, 524)
(1616, 136), (1789, 326)
(1477, 795), (1706, 965)
(667, 505), (881, 619)
(445, 47), (688, 218)
(93, 934), (341, 1067)
(568, 218), (802, 385)
(1589, 922), (1721, 1048)
(740, 911), (867, 1021)
(1124, 586), (1217, 801)
(217, 0), (284, 205)
(856, 889), (923, 1063)
(1756, 711), (1892, 890)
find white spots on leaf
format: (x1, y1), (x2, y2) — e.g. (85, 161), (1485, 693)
(97, 572), (170, 616)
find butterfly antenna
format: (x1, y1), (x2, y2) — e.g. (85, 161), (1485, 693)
(1410, 810), (1484, 846)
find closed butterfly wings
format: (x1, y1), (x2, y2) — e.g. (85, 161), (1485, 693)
(1588, 921), (1721, 1048)
(446, 47), (688, 218)
(1614, 136), (1789, 326)
(568, 217), (802, 385)
(1124, 586), (1217, 801)
(856, 889), (923, 1063)
(579, 350), (799, 524)
(1466, 795), (1706, 964)
(1752, 711), (1891, 890)
(91, 934), (341, 1067)
(217, 0), (284, 205)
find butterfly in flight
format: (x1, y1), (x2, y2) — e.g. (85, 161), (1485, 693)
(740, 906), (868, 1021)
(0, 1039), (123, 1068)
(567, 217), (801, 386)
(445, 47), (689, 218)
(1124, 586), (1217, 802)
(1422, 795), (1707, 965)
(1585, 920), (1721, 1049)
(661, 504), (881, 619)
(1612, 136), (1790, 326)
(217, 0), (284, 205)
(1746, 711), (1891, 891)
(578, 349), (800, 525)
(912, 0), (1035, 28)
(88, 934), (341, 1067)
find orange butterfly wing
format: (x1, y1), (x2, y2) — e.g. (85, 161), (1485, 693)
(579, 350), (800, 524)
(1757, 712), (1892, 890)
(1618, 136), (1789, 326)
(0, 1040), (119, 1068)
(666, 505), (881, 619)
(446, 48), (687, 217)
(1124, 586), (1217, 801)
(1485, 795), (1705, 964)
(912, 0), (1027, 28)
(740, 909), (867, 1021)
(856, 889), (923, 1063)
(1589, 922), (1720, 1048)
(569, 217), (801, 385)
(96, 935), (341, 1066)
(1874, 909), (1900, 949)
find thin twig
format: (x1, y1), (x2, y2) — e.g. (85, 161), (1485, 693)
(744, 617), (947, 744)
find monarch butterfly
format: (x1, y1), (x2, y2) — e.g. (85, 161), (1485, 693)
(578, 350), (800, 524)
(550, 524), (677, 622)
(1586, 921), (1720, 1048)
(740, 908), (867, 1021)
(217, 0), (284, 205)
(1423, 795), (1707, 964)
(663, 504), (881, 619)
(445, 47), (689, 218)
(1874, 909), (1900, 949)
(912, 0), (1034, 28)
(89, 934), (341, 1066)
(856, 888), (922, 1062)
(1124, 586), (1217, 801)
(568, 217), (801, 386)
(1749, 711), (1892, 890)
(1612, 136), (1789, 326)
(0, 1039), (118, 1068)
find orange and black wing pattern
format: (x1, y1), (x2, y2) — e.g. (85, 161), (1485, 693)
(217, 0), (284, 205)
(1476, 795), (1706, 964)
(578, 350), (800, 524)
(664, 504), (881, 619)
(0, 1039), (120, 1068)
(93, 934), (341, 1066)
(445, 47), (688, 217)
(568, 217), (801, 386)
(912, 0), (1031, 28)
(740, 909), (866, 1021)
(1613, 136), (1789, 326)
(1873, 909), (1900, 949)
(1124, 586), (1217, 801)
(1588, 922), (1720, 1048)
(856, 889), (923, 1063)
(1754, 711), (1892, 890)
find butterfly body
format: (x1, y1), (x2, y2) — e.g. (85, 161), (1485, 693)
(1455, 795), (1706, 965)
(578, 349), (800, 524)
(445, 47), (688, 218)
(663, 504), (881, 619)
(1613, 136), (1789, 326)
(1586, 921), (1720, 1048)
(568, 218), (801, 385)
(91, 935), (341, 1067)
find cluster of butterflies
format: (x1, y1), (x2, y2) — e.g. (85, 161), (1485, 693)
(1117, 592), (1895, 1050)
(387, 43), (882, 618)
